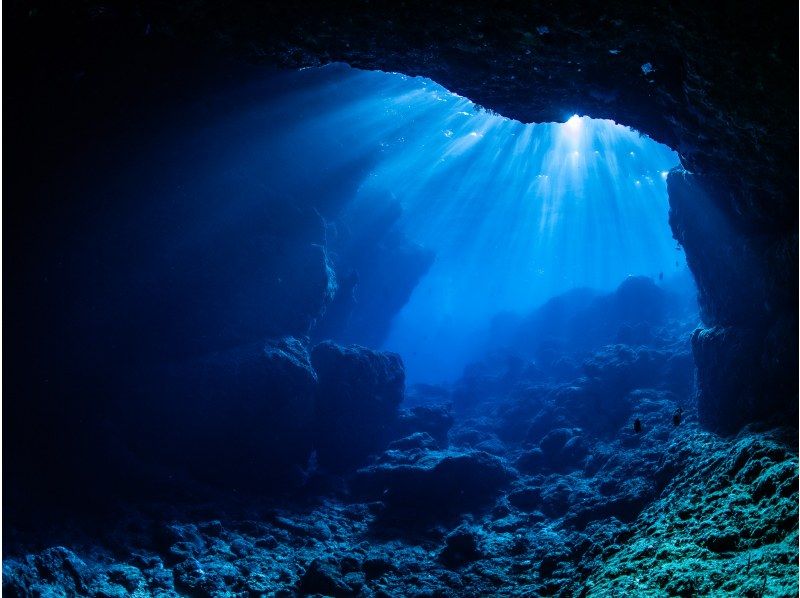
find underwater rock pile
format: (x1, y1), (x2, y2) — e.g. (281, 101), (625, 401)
(4, 397), (796, 596)
(5, 278), (797, 596)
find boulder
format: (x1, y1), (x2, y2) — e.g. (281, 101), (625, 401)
(312, 341), (405, 472)
(298, 559), (353, 597)
(439, 525), (485, 568)
(582, 344), (668, 393)
(142, 336), (318, 489)
(352, 450), (514, 520)
(515, 449), (545, 475)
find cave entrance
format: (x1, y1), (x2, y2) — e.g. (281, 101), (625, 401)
(291, 65), (698, 384)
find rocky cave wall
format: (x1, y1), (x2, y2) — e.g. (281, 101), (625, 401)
(5, 1), (797, 441)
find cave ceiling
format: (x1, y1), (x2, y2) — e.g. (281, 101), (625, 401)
(8, 1), (798, 230)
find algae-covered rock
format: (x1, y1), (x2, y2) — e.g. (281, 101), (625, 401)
(582, 428), (799, 597)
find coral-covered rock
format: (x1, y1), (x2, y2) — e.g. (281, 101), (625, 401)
(312, 341), (405, 472)
(583, 429), (799, 596)
(3, 547), (91, 598)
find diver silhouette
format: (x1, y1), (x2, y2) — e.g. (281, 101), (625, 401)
(633, 418), (642, 434)
(672, 407), (683, 426)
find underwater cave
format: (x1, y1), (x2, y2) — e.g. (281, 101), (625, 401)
(3, 2), (798, 596)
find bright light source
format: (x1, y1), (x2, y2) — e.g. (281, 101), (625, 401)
(566, 114), (581, 128)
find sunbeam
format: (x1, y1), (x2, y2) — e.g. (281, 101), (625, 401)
(287, 67), (685, 382)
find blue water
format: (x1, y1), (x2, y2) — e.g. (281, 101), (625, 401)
(211, 63), (687, 382)
(280, 66), (685, 381)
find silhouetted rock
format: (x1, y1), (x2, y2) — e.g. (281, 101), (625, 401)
(298, 559), (353, 597)
(312, 341), (405, 472)
(692, 325), (781, 434)
(146, 336), (318, 489)
(316, 195), (434, 347)
(439, 525), (485, 568)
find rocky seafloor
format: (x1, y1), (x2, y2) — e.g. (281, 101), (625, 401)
(4, 278), (798, 597)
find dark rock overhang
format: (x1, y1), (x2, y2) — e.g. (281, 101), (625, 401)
(12, 0), (794, 229)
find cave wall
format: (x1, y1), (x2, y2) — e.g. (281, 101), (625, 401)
(6, 0), (797, 438)
(668, 171), (798, 432)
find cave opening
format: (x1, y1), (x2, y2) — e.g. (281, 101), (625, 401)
(279, 64), (701, 385)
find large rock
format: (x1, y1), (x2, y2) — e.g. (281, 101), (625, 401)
(141, 337), (319, 489)
(396, 404), (454, 446)
(3, 548), (92, 598)
(692, 326), (766, 434)
(311, 341), (405, 472)
(352, 449), (514, 520)
(438, 525), (485, 568)
(582, 344), (671, 394)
